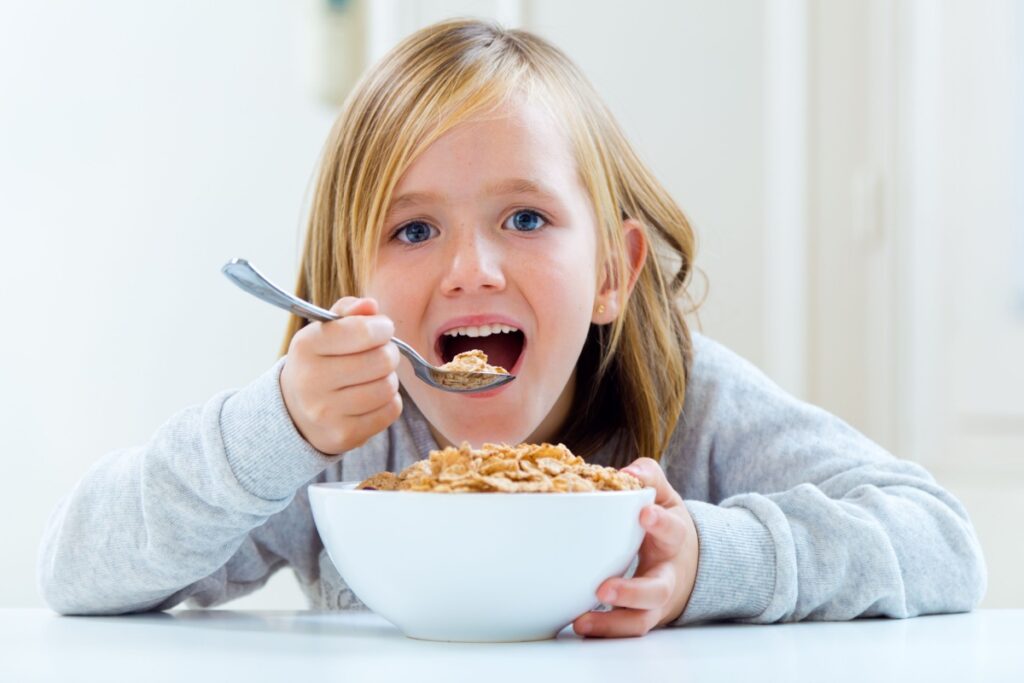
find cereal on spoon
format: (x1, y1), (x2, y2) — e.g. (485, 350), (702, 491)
(434, 349), (509, 390)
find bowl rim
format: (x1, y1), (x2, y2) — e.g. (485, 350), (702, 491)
(309, 481), (655, 498)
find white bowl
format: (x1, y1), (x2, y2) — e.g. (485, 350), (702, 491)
(308, 481), (655, 642)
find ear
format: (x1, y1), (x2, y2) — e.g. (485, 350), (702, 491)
(592, 218), (648, 325)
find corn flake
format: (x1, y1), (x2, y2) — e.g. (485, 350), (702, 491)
(356, 442), (642, 493)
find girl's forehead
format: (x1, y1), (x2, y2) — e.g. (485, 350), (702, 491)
(393, 102), (578, 197)
(438, 101), (564, 145)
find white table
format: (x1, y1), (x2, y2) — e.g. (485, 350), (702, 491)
(1, 608), (1022, 682)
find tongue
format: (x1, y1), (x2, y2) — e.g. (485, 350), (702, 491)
(445, 333), (523, 371)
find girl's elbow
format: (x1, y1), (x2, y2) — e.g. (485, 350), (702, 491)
(37, 573), (84, 616)
(926, 523), (988, 614)
(961, 536), (988, 610)
(37, 547), (119, 616)
(921, 488), (989, 612)
(37, 561), (96, 616)
(950, 510), (988, 610)
(36, 547), (75, 615)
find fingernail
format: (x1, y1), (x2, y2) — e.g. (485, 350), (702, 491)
(602, 588), (618, 603)
(643, 508), (659, 526)
(576, 619), (592, 635)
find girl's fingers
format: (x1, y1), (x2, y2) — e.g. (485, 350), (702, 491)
(621, 458), (682, 508)
(330, 296), (378, 316)
(325, 342), (401, 387)
(574, 606), (659, 639)
(597, 563), (675, 611)
(333, 372), (400, 416)
(637, 504), (689, 565)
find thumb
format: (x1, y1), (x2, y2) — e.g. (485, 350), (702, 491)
(329, 296), (379, 317)
(622, 457), (682, 508)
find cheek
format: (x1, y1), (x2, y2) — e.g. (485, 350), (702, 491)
(365, 262), (425, 333)
(517, 237), (598, 336)
(520, 230), (598, 300)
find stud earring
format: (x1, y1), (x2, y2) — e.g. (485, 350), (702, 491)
(597, 304), (606, 315)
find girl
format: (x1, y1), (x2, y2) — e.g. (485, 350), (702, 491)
(38, 18), (986, 638)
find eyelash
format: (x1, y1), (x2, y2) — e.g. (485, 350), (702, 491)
(389, 208), (551, 245)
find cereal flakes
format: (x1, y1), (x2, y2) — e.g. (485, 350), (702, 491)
(356, 442), (642, 493)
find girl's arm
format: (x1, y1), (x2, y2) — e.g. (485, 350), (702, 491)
(666, 334), (987, 625)
(37, 359), (334, 615)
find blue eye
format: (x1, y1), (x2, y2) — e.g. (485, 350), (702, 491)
(503, 209), (547, 232)
(395, 221), (437, 244)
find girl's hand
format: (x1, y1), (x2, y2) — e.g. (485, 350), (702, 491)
(573, 457), (700, 638)
(280, 297), (403, 455)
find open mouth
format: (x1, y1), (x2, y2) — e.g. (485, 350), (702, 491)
(437, 324), (526, 372)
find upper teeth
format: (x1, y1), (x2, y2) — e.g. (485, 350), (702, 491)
(443, 324), (519, 338)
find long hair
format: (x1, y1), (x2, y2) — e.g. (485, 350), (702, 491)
(281, 18), (701, 465)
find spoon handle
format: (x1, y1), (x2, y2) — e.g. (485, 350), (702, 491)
(222, 258), (338, 323)
(222, 258), (514, 393)
(223, 258), (438, 374)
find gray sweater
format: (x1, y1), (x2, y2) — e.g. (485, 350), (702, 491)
(37, 333), (987, 624)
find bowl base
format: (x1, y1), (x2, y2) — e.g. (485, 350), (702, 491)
(402, 626), (565, 643)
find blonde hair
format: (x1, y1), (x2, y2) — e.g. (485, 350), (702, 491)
(282, 18), (700, 466)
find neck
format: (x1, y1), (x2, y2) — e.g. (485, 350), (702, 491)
(426, 368), (577, 448)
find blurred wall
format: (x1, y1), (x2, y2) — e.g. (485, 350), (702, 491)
(0, 0), (338, 609)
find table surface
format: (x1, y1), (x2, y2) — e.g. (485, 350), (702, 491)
(1, 608), (1022, 682)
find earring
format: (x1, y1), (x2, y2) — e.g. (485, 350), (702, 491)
(597, 304), (606, 315)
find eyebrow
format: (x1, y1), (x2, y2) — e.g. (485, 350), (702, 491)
(387, 177), (561, 213)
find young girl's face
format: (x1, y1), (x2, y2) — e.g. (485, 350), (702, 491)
(367, 101), (605, 447)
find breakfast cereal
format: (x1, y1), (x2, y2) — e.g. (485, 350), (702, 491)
(433, 350), (510, 390)
(356, 442), (642, 493)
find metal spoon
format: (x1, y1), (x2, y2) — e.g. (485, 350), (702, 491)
(221, 258), (515, 393)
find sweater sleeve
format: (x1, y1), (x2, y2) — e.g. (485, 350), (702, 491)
(36, 359), (334, 615)
(669, 336), (988, 625)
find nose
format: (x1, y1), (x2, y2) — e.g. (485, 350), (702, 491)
(439, 230), (506, 295)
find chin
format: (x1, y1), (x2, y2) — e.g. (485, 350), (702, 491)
(433, 415), (535, 448)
